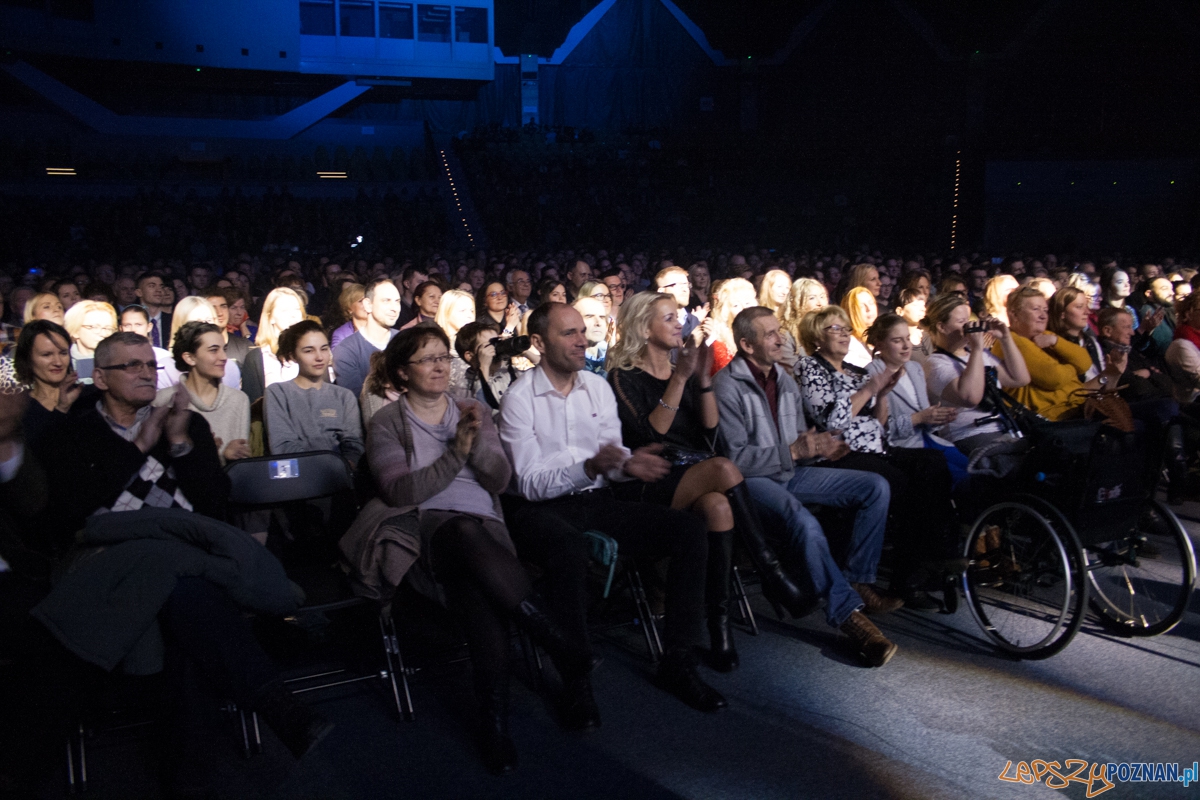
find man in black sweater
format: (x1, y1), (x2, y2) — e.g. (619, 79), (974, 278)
(26, 333), (332, 794)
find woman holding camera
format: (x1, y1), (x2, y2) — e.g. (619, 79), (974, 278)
(608, 292), (810, 671)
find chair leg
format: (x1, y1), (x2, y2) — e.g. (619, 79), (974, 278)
(251, 711), (263, 754)
(731, 566), (759, 636)
(518, 629), (544, 691)
(238, 709), (252, 759)
(76, 722), (87, 793)
(65, 734), (75, 794)
(378, 609), (414, 721)
(627, 565), (663, 662)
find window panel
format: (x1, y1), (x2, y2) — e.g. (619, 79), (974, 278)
(299, 0), (335, 35)
(454, 6), (487, 43)
(380, 2), (413, 39)
(417, 4), (450, 43)
(340, 0), (375, 37)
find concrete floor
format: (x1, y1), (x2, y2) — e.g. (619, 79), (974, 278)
(50, 506), (1200, 800)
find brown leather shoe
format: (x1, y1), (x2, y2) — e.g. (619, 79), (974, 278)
(851, 583), (904, 615)
(839, 611), (898, 667)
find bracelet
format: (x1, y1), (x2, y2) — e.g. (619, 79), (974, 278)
(697, 385), (714, 394)
(658, 398), (680, 412)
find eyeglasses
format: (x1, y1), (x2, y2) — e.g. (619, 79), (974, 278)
(590, 292), (612, 300)
(82, 325), (117, 334)
(823, 325), (852, 335)
(510, 278), (532, 286)
(486, 291), (508, 299)
(408, 354), (453, 366)
(97, 360), (162, 374)
(659, 281), (689, 290)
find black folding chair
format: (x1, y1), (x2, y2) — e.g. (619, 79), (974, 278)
(225, 450), (413, 740)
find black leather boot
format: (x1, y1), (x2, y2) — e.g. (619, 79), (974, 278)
(724, 482), (814, 619)
(512, 597), (595, 681)
(704, 530), (739, 672)
(475, 673), (517, 776)
(654, 649), (728, 712)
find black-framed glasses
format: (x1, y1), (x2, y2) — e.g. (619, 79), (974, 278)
(97, 360), (162, 374)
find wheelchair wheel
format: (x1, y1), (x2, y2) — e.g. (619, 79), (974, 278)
(962, 500), (1087, 659)
(1085, 499), (1197, 637)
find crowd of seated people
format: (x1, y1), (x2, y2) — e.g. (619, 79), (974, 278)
(7, 235), (1200, 794)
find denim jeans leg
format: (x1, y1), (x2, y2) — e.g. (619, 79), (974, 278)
(785, 466), (890, 586)
(744, 476), (862, 627)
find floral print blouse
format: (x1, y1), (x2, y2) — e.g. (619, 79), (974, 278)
(797, 353), (886, 454)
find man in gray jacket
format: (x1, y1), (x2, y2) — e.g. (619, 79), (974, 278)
(713, 307), (899, 667)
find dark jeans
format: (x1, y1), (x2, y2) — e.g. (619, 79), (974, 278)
(501, 488), (708, 653)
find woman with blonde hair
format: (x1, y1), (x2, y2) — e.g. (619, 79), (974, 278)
(161, 296), (243, 389)
(434, 288), (479, 400)
(608, 292), (811, 668)
(840, 287), (877, 368)
(844, 263), (882, 298)
(23, 292), (65, 326)
(757, 270), (792, 314)
(707, 277), (757, 376)
(982, 274), (1020, 326)
(241, 286), (307, 403)
(330, 282), (367, 348)
(62, 299), (117, 381)
(777, 278), (828, 373)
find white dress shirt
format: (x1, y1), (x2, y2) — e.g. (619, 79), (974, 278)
(498, 364), (630, 501)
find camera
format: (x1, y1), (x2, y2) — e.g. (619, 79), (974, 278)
(492, 335), (531, 359)
(963, 321), (986, 335)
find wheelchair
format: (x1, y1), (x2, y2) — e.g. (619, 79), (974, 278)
(952, 377), (1197, 660)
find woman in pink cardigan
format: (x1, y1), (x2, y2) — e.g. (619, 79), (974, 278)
(339, 325), (591, 776)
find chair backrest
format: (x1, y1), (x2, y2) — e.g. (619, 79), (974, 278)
(225, 450), (354, 506)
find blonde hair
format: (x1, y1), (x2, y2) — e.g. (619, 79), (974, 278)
(846, 263), (878, 293)
(778, 278), (827, 349)
(1047, 286), (1086, 336)
(840, 287), (877, 343)
(800, 305), (850, 355)
(338, 283), (366, 316)
(1027, 276), (1056, 299)
(757, 270), (791, 313)
(1006, 286), (1047, 321)
(63, 300), (117, 340)
(710, 277), (756, 353)
(607, 292), (675, 374)
(654, 265), (688, 287)
(255, 287), (307, 354)
(434, 289), (475, 340)
(920, 292), (968, 336)
(24, 292), (63, 324)
(169, 296), (218, 349)
(983, 274), (1020, 324)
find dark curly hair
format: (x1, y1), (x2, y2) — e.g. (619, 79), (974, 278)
(277, 319), (327, 362)
(171, 321), (223, 373)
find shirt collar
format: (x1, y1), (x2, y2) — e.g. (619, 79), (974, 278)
(532, 363), (588, 398)
(96, 399), (153, 442)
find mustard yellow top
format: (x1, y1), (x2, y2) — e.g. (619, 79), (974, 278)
(994, 333), (1093, 421)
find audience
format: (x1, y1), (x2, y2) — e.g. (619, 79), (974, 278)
(63, 299), (118, 382)
(435, 289), (478, 399)
(24, 292), (65, 326)
(399, 280), (443, 330)
(776, 277), (828, 373)
(12, 320), (82, 444)
(707, 277), (756, 375)
(864, 314), (959, 450)
(329, 282), (368, 348)
(498, 303), (726, 717)
(840, 287), (877, 368)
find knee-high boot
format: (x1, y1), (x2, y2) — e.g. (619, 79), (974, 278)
(705, 530), (739, 672)
(724, 482), (814, 619)
(475, 671), (517, 775)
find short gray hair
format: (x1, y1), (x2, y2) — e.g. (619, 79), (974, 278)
(732, 306), (776, 353)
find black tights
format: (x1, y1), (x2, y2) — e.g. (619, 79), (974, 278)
(430, 516), (532, 684)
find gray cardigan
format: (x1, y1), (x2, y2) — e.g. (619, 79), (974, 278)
(712, 354), (808, 483)
(864, 359), (929, 449)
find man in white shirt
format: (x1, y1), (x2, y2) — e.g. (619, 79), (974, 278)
(499, 303), (724, 727)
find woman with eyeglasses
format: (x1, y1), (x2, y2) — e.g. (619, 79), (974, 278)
(475, 281), (521, 336)
(340, 326), (593, 775)
(62, 300), (118, 382)
(797, 305), (957, 608)
(11, 319), (83, 444)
